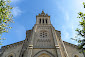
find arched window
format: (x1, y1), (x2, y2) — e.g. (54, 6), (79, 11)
(43, 19), (44, 24)
(46, 19), (48, 24)
(10, 56), (13, 57)
(74, 55), (78, 57)
(39, 19), (41, 24)
(8, 55), (13, 57)
(22, 54), (24, 57)
(38, 53), (50, 57)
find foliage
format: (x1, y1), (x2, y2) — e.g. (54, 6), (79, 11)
(83, 2), (85, 8)
(71, 2), (85, 56)
(77, 11), (85, 45)
(0, 0), (14, 45)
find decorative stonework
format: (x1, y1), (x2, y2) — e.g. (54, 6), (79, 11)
(37, 39), (51, 42)
(40, 31), (48, 38)
(8, 54), (13, 57)
(63, 41), (78, 48)
(36, 11), (50, 17)
(38, 26), (50, 29)
(6, 52), (16, 57)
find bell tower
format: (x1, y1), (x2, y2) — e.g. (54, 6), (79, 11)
(32, 11), (55, 48)
(36, 11), (51, 24)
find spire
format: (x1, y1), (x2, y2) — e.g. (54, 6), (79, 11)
(41, 11), (45, 14)
(36, 11), (50, 17)
(41, 11), (45, 16)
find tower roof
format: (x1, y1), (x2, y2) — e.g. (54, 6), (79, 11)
(36, 11), (50, 17)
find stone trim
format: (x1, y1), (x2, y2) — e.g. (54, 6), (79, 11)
(33, 50), (55, 57)
(6, 52), (16, 57)
(1, 40), (24, 49)
(63, 41), (78, 48)
(32, 48), (56, 49)
(36, 11), (50, 17)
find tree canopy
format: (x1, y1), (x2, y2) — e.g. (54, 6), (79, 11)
(0, 0), (14, 45)
(71, 2), (85, 57)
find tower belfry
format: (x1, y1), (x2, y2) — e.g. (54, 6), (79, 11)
(36, 11), (51, 24)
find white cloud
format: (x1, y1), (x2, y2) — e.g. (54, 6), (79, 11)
(56, 1), (70, 21)
(56, 2), (72, 41)
(56, 0), (85, 45)
(64, 31), (69, 39)
(65, 12), (69, 21)
(74, 0), (85, 13)
(12, 7), (22, 17)
(61, 26), (77, 44)
(75, 43), (78, 45)
(56, 2), (72, 42)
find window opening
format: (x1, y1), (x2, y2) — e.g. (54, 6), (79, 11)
(10, 56), (13, 57)
(46, 19), (47, 24)
(8, 55), (13, 57)
(39, 19), (41, 24)
(74, 55), (78, 57)
(43, 19), (44, 24)
(40, 31), (47, 38)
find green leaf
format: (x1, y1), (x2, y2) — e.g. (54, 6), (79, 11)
(83, 2), (85, 5)
(3, 19), (6, 22)
(83, 14), (85, 16)
(84, 50), (85, 52)
(9, 27), (12, 29)
(78, 40), (81, 43)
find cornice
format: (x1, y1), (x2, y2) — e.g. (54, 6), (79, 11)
(63, 41), (78, 48)
(1, 40), (25, 49)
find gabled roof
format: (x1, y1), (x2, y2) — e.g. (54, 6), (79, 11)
(63, 41), (78, 48)
(1, 40), (24, 50)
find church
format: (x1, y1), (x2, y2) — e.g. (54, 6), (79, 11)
(0, 11), (84, 57)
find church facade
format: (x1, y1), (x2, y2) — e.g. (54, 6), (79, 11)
(0, 11), (84, 57)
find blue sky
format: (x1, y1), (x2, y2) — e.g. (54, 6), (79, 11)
(0, 0), (85, 48)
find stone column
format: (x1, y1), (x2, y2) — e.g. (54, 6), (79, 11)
(41, 19), (43, 24)
(44, 19), (46, 24)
